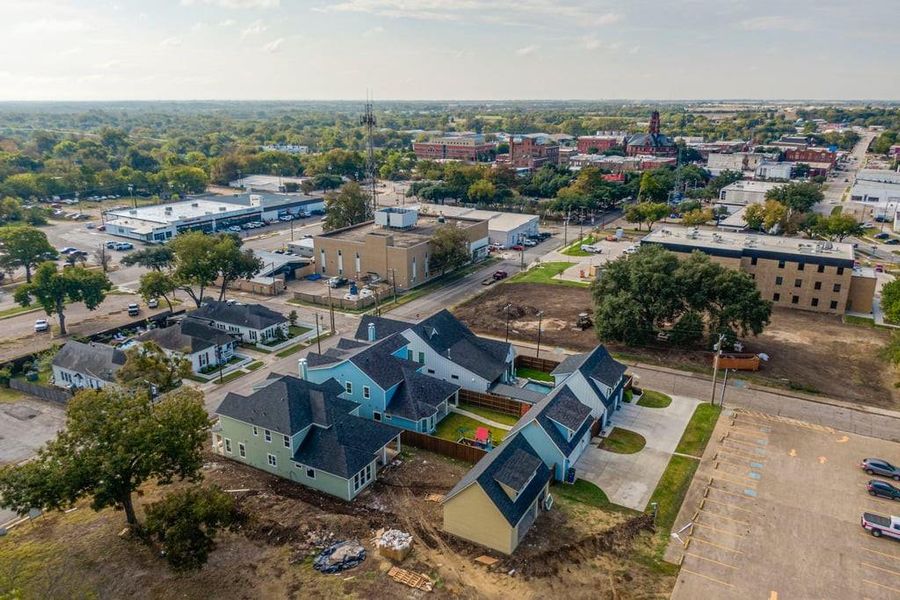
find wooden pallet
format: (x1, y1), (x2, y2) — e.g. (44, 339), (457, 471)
(388, 566), (433, 592)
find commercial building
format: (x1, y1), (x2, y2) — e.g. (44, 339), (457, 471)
(706, 152), (778, 176)
(576, 132), (627, 154)
(507, 134), (559, 170)
(568, 154), (676, 173)
(412, 133), (495, 163)
(755, 161), (792, 180)
(417, 204), (539, 248)
(313, 207), (489, 290)
(717, 180), (785, 212)
(260, 144), (309, 154)
(641, 226), (875, 315)
(230, 174), (311, 193)
(857, 169), (900, 186)
(104, 193), (325, 243)
(784, 147), (836, 167)
(625, 111), (677, 158)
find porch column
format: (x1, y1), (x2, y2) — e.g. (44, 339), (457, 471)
(395, 435), (402, 453)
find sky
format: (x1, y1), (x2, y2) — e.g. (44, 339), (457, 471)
(1, 0), (897, 101)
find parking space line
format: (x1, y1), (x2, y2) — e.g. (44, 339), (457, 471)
(715, 455), (757, 468)
(690, 536), (743, 553)
(698, 510), (750, 526)
(862, 546), (900, 562)
(708, 486), (759, 504)
(722, 442), (768, 456)
(702, 497), (758, 515)
(724, 437), (768, 449)
(685, 552), (737, 569)
(863, 579), (900, 594)
(711, 471), (758, 487)
(728, 431), (769, 444)
(680, 567), (735, 588)
(717, 448), (767, 461)
(693, 522), (746, 538)
(861, 561), (900, 577)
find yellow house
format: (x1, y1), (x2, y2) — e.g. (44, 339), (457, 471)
(442, 434), (553, 555)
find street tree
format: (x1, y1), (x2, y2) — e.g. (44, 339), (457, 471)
(138, 270), (177, 311)
(145, 486), (242, 572)
(429, 224), (470, 276)
(680, 208), (714, 227)
(213, 235), (263, 301)
(0, 386), (210, 527)
(639, 202), (670, 231)
(13, 263), (111, 335)
(170, 231), (220, 308)
(117, 341), (192, 394)
(880, 279), (900, 324)
(815, 213), (864, 241)
(766, 181), (823, 215)
(624, 204), (646, 230)
(121, 246), (175, 271)
(0, 226), (55, 283)
(467, 179), (496, 204)
(638, 168), (675, 202)
(323, 182), (369, 231)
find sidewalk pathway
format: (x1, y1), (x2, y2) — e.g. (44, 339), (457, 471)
(450, 407), (513, 431)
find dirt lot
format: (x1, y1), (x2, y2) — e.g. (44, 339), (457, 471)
(0, 448), (674, 600)
(455, 283), (900, 409)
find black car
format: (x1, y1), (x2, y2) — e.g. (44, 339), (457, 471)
(867, 479), (900, 501)
(861, 458), (900, 481)
(886, 239), (900, 246)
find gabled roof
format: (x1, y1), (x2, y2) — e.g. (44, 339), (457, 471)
(551, 345), (626, 404)
(354, 315), (411, 341)
(216, 375), (399, 479)
(444, 434), (551, 527)
(138, 318), (234, 354)
(507, 384), (593, 457)
(190, 301), (287, 331)
(408, 310), (511, 383)
(52, 341), (126, 383)
(387, 365), (460, 421)
(347, 334), (416, 390)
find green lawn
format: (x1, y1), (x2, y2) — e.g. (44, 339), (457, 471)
(599, 428), (646, 454)
(245, 361), (264, 371)
(0, 386), (25, 404)
(288, 325), (312, 336)
(0, 304), (42, 320)
(674, 403), (722, 457)
(214, 369), (250, 385)
(552, 480), (636, 514)
(647, 455), (700, 531)
(274, 343), (305, 358)
(504, 261), (589, 287)
(623, 389), (634, 403)
(457, 403), (520, 427)
(561, 235), (596, 257)
(433, 412), (505, 444)
(637, 390), (672, 408)
(515, 367), (554, 382)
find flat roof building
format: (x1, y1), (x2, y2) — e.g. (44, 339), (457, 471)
(417, 204), (539, 248)
(412, 134), (495, 163)
(717, 180), (785, 212)
(313, 207), (489, 290)
(641, 226), (874, 315)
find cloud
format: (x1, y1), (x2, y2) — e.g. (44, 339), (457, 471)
(161, 37), (183, 47)
(241, 19), (267, 39)
(739, 16), (811, 32)
(181, 0), (279, 8)
(95, 59), (123, 70)
(218, 19), (236, 26)
(363, 25), (385, 36)
(263, 38), (284, 53)
(14, 18), (88, 34)
(515, 45), (538, 56)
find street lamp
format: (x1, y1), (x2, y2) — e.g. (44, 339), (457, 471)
(535, 311), (544, 359)
(128, 184), (135, 209)
(504, 303), (512, 342)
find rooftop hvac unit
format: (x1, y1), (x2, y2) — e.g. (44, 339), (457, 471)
(191, 203), (199, 207)
(219, 206), (227, 212)
(164, 207), (173, 212)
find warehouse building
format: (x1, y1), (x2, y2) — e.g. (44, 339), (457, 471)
(641, 226), (875, 315)
(717, 180), (785, 213)
(417, 204), (539, 248)
(104, 192), (325, 242)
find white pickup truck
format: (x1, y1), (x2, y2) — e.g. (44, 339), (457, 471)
(861, 513), (900, 540)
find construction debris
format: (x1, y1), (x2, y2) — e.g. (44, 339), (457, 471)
(375, 529), (413, 562)
(388, 566), (433, 592)
(313, 540), (367, 574)
(425, 493), (444, 503)
(474, 555), (499, 567)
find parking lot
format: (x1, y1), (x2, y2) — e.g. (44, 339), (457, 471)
(669, 408), (900, 599)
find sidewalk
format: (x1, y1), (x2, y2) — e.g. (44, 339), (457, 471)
(450, 407), (512, 431)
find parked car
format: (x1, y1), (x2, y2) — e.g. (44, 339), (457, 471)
(34, 319), (49, 333)
(85, 222), (95, 229)
(861, 458), (900, 481)
(876, 264), (885, 273)
(580, 244), (600, 254)
(510, 244), (524, 251)
(860, 512), (900, 539)
(115, 242), (134, 251)
(105, 241), (118, 249)
(127, 303), (140, 316)
(327, 276), (348, 288)
(886, 239), (900, 246)
(523, 239), (538, 247)
(227, 225), (243, 233)
(58, 247), (78, 255)
(874, 232), (890, 240)
(147, 298), (159, 309)
(623, 245), (638, 255)
(867, 480), (900, 501)
(493, 270), (509, 280)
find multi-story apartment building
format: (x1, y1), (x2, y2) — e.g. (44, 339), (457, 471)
(575, 132), (627, 154)
(412, 134), (495, 162)
(507, 134), (559, 170)
(641, 226), (876, 315)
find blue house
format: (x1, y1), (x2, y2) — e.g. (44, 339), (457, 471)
(301, 334), (460, 434)
(550, 345), (627, 429)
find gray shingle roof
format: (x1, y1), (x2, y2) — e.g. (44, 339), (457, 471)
(387, 365), (459, 421)
(52, 341), (126, 383)
(216, 375), (400, 479)
(627, 132), (675, 148)
(493, 448), (543, 493)
(138, 319), (234, 354)
(507, 384), (593, 457)
(354, 315), (411, 341)
(190, 301), (286, 331)
(411, 310), (511, 383)
(444, 434), (551, 527)
(347, 334), (417, 390)
(551, 345), (626, 409)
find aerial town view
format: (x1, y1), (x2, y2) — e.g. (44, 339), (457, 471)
(1, 1), (899, 599)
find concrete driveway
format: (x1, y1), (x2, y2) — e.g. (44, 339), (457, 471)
(574, 393), (701, 510)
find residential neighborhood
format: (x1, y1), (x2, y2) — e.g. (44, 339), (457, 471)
(0, 2), (899, 599)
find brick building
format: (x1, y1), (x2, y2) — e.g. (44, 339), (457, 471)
(508, 134), (559, 170)
(625, 111), (677, 158)
(576, 132), (627, 154)
(783, 147), (836, 166)
(412, 134), (495, 163)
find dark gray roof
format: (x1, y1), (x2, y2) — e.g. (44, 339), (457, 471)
(354, 315), (411, 341)
(336, 338), (369, 351)
(216, 375), (399, 479)
(52, 340), (126, 383)
(551, 345), (626, 408)
(627, 132), (675, 148)
(507, 384), (593, 457)
(305, 352), (343, 367)
(544, 387), (592, 432)
(551, 353), (586, 376)
(387, 366), (459, 421)
(444, 433), (551, 527)
(493, 448), (543, 494)
(190, 301), (286, 331)
(490, 382), (546, 404)
(138, 319), (234, 354)
(348, 334), (417, 390)
(411, 310), (511, 383)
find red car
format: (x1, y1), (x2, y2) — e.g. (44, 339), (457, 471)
(510, 244), (524, 251)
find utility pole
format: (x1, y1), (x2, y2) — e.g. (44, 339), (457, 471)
(327, 285), (335, 332)
(389, 268), (397, 304)
(536, 311), (544, 358)
(710, 333), (725, 404)
(315, 313), (322, 354)
(563, 209), (570, 247)
(719, 368), (729, 408)
(504, 303), (512, 342)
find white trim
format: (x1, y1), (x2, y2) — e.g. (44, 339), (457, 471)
(267, 453), (277, 467)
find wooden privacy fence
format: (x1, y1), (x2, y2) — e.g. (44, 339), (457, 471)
(401, 430), (488, 464)
(9, 379), (72, 405)
(515, 355), (560, 373)
(458, 389), (530, 417)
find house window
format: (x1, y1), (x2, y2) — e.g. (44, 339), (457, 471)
(775, 276), (783, 285)
(418, 352), (425, 364)
(427, 369), (435, 374)
(837, 267), (845, 275)
(798, 263), (805, 271)
(814, 281), (822, 290)
(267, 454), (277, 467)
(794, 279), (802, 288)
(345, 381), (353, 394)
(363, 386), (370, 399)
(407, 349), (413, 361)
(791, 296), (799, 305)
(830, 300), (838, 310)
(750, 256), (758, 266)
(252, 426), (258, 436)
(224, 438), (232, 454)
(283, 435), (290, 449)
(811, 298), (819, 307)
(264, 429), (272, 443)
(778, 260), (785, 269)
(817, 264), (825, 273)
(833, 283), (841, 293)
(249, 330), (257, 341)
(373, 411), (382, 422)
(306, 468), (316, 479)
(773, 293), (781, 302)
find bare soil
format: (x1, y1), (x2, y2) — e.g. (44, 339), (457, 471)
(454, 284), (899, 409)
(1, 449), (674, 600)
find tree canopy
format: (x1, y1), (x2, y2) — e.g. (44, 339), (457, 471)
(429, 224), (470, 276)
(0, 225), (55, 282)
(13, 263), (111, 335)
(323, 182), (369, 231)
(117, 341), (192, 394)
